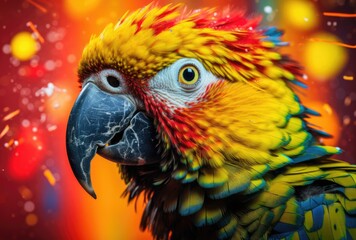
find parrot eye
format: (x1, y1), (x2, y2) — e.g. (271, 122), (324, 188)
(106, 75), (120, 88)
(178, 65), (200, 86)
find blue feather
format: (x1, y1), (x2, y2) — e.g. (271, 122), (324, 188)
(310, 205), (324, 231)
(297, 228), (309, 240)
(301, 194), (325, 211)
(303, 107), (321, 116)
(290, 79), (308, 89)
(345, 213), (356, 228)
(292, 146), (340, 163)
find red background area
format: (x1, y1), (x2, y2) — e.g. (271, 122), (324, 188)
(0, 0), (355, 239)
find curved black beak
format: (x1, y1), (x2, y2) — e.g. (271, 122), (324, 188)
(66, 83), (159, 198)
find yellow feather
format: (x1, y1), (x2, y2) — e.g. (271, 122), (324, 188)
(328, 203), (347, 239)
(304, 210), (314, 231)
(239, 207), (265, 225)
(197, 167), (228, 188)
(256, 182), (294, 208)
(319, 205), (333, 239)
(283, 131), (310, 150)
(279, 198), (302, 225)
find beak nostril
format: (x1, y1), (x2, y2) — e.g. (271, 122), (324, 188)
(106, 75), (120, 88)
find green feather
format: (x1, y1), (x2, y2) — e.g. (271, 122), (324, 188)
(240, 207), (265, 226)
(178, 184), (204, 216)
(193, 205), (225, 227)
(197, 167), (228, 188)
(243, 179), (266, 194)
(278, 198), (304, 226)
(217, 217), (237, 240)
(337, 195), (356, 214)
(172, 166), (187, 180)
(208, 172), (250, 199)
(251, 211), (274, 240)
(181, 171), (198, 183)
(256, 182), (294, 208)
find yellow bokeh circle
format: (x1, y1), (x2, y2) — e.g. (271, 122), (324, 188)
(10, 32), (38, 61)
(64, 0), (102, 18)
(304, 32), (348, 81)
(282, 0), (319, 30)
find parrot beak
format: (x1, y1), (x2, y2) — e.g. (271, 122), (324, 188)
(66, 83), (159, 198)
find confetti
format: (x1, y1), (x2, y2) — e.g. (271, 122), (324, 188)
(43, 168), (56, 186)
(26, 21), (45, 43)
(35, 82), (66, 97)
(3, 109), (20, 121)
(0, 125), (9, 139)
(26, 0), (48, 13)
(323, 12), (356, 18)
(309, 38), (356, 49)
(343, 75), (354, 81)
(47, 124), (57, 132)
(4, 139), (14, 148)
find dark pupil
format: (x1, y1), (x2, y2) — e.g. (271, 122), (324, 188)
(183, 68), (195, 81)
(106, 75), (120, 87)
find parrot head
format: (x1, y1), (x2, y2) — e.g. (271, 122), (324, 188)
(67, 3), (332, 202)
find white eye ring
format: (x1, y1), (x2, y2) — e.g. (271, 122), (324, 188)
(85, 69), (125, 94)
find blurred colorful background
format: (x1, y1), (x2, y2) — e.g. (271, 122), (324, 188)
(0, 0), (355, 239)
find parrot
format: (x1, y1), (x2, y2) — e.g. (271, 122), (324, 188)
(66, 4), (356, 240)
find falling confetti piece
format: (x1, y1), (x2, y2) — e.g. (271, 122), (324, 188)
(309, 38), (356, 49)
(0, 125), (9, 139)
(343, 75), (354, 81)
(323, 103), (333, 115)
(26, 0), (48, 13)
(43, 168), (56, 186)
(3, 109), (20, 121)
(323, 12), (356, 18)
(4, 139), (14, 148)
(47, 124), (57, 132)
(26, 21), (45, 43)
(35, 83), (55, 97)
